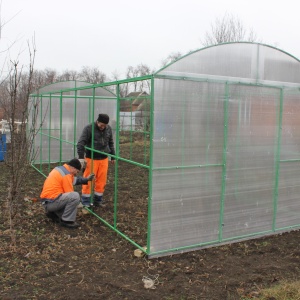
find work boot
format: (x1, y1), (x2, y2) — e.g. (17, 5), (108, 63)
(59, 219), (80, 229)
(45, 212), (60, 223)
(93, 195), (105, 207)
(81, 196), (91, 207)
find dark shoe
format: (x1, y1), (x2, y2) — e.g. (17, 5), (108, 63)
(46, 212), (60, 223)
(94, 199), (106, 208)
(93, 195), (105, 207)
(81, 196), (91, 207)
(59, 219), (80, 229)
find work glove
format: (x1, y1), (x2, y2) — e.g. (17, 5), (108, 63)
(86, 173), (95, 181)
(79, 159), (86, 169)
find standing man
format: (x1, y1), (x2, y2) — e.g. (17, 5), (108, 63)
(77, 113), (115, 207)
(40, 158), (95, 228)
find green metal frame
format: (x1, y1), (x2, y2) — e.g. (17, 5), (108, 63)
(30, 70), (300, 257)
(30, 77), (153, 256)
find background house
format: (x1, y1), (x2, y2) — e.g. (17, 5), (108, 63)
(120, 91), (150, 131)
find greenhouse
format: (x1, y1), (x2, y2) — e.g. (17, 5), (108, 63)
(30, 42), (300, 258)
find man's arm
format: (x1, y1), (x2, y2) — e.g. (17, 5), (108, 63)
(74, 174), (95, 185)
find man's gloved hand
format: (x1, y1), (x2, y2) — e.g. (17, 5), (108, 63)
(79, 159), (86, 169)
(86, 173), (95, 181)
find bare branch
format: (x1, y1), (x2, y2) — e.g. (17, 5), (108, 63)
(201, 13), (259, 47)
(0, 37), (44, 247)
(161, 52), (182, 67)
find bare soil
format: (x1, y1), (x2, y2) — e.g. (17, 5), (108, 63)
(1, 143), (300, 299)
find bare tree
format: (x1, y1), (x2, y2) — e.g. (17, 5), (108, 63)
(43, 68), (58, 84)
(0, 39), (42, 247)
(126, 65), (139, 92)
(125, 63), (152, 94)
(31, 69), (47, 90)
(79, 66), (107, 84)
(135, 63), (152, 92)
(58, 69), (79, 81)
(201, 13), (258, 47)
(161, 51), (182, 67)
(28, 68), (58, 91)
(111, 70), (129, 98)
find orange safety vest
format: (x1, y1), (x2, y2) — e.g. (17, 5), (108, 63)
(40, 164), (75, 200)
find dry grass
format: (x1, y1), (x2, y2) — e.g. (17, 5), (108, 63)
(260, 281), (300, 300)
(241, 280), (300, 300)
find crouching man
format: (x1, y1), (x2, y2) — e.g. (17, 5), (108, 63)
(40, 158), (94, 229)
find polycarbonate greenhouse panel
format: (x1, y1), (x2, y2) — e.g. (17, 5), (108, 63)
(150, 80), (300, 256)
(151, 79), (226, 253)
(151, 167), (223, 253)
(280, 89), (300, 159)
(262, 47), (300, 84)
(158, 43), (255, 79)
(222, 85), (280, 239)
(32, 81), (117, 165)
(277, 162), (300, 228)
(37, 81), (93, 94)
(152, 79), (225, 168)
(158, 43), (300, 86)
(277, 88), (300, 228)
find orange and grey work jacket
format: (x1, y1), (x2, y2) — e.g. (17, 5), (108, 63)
(40, 164), (88, 201)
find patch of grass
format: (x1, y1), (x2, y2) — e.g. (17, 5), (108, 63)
(259, 280), (300, 299)
(240, 280), (300, 299)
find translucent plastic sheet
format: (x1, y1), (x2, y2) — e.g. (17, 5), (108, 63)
(151, 44), (300, 255)
(150, 83), (300, 255)
(222, 85), (279, 238)
(151, 79), (225, 253)
(32, 82), (116, 164)
(158, 43), (300, 86)
(277, 89), (300, 228)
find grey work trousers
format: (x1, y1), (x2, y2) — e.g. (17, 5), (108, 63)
(43, 192), (80, 222)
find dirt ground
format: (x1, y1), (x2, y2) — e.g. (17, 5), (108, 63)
(1, 144), (300, 299)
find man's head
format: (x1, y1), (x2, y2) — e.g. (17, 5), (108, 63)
(67, 158), (81, 174)
(96, 113), (109, 130)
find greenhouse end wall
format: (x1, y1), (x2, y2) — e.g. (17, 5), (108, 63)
(149, 43), (300, 257)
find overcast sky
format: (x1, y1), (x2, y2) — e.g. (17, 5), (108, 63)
(1, 0), (299, 78)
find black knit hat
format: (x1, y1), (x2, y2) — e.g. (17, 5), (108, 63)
(68, 158), (81, 171)
(97, 113), (109, 124)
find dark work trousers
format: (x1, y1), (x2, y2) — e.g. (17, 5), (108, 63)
(42, 192), (80, 222)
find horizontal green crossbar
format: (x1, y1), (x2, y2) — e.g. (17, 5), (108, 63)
(153, 163), (223, 171)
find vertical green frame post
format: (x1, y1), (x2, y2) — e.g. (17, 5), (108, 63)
(73, 89), (78, 157)
(48, 94), (52, 172)
(272, 88), (283, 231)
(90, 87), (96, 202)
(39, 95), (43, 168)
(129, 94), (133, 160)
(219, 82), (229, 241)
(114, 84), (120, 228)
(146, 76), (154, 255)
(59, 91), (63, 163)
